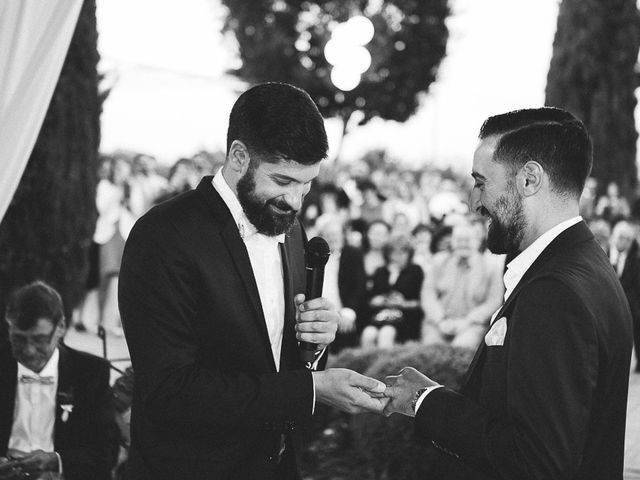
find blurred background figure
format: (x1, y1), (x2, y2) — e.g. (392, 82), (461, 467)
(358, 180), (385, 224)
(128, 154), (168, 218)
(588, 217), (612, 253)
(609, 221), (640, 373)
(75, 155), (134, 336)
(421, 221), (504, 349)
(344, 218), (367, 250)
(361, 236), (424, 349)
(154, 157), (200, 204)
(95, 154), (135, 337)
(429, 224), (453, 254)
(411, 223), (434, 276)
(363, 220), (391, 283)
(596, 181), (631, 225)
(316, 219), (367, 354)
(580, 176), (599, 221)
(315, 183), (351, 228)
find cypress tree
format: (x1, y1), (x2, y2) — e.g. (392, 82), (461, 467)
(545, 0), (640, 197)
(0, 0), (100, 329)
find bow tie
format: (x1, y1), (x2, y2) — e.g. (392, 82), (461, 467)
(19, 374), (55, 385)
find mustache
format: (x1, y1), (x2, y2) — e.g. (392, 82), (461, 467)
(268, 199), (296, 213)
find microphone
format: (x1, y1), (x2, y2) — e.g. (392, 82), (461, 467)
(300, 236), (331, 363)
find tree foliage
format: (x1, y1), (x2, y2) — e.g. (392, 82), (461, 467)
(221, 0), (449, 130)
(545, 0), (640, 197)
(0, 0), (101, 327)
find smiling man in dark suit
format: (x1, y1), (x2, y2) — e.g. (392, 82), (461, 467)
(0, 281), (119, 480)
(118, 82), (386, 480)
(383, 107), (633, 480)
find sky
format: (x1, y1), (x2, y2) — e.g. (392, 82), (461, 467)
(97, 0), (561, 172)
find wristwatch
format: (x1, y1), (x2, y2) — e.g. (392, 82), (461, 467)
(411, 386), (430, 413)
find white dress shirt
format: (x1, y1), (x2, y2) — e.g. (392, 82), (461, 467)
(212, 171), (286, 370)
(9, 348), (59, 453)
(415, 216), (583, 413)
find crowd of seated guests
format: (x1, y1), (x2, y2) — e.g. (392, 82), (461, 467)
(301, 159), (504, 354)
(301, 160), (640, 364)
(67, 148), (640, 368)
(72, 151), (223, 337)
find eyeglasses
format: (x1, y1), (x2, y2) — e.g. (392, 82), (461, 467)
(9, 325), (58, 348)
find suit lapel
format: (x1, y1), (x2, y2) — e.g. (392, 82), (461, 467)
(54, 346), (73, 446)
(0, 354), (17, 454)
(279, 240), (298, 371)
(462, 221), (594, 389)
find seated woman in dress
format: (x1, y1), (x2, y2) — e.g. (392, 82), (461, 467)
(361, 236), (424, 349)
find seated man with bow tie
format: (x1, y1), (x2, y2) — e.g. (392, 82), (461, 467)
(0, 281), (119, 480)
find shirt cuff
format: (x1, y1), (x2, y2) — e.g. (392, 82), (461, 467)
(414, 385), (443, 413)
(309, 346), (327, 371)
(311, 372), (316, 415)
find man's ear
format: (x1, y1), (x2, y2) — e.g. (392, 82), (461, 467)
(227, 140), (251, 176)
(57, 318), (67, 335)
(519, 161), (544, 196)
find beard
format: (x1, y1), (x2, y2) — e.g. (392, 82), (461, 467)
(236, 166), (297, 236)
(485, 184), (526, 255)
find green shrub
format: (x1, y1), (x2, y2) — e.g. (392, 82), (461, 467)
(300, 343), (474, 480)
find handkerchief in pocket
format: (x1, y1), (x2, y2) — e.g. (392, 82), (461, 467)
(485, 317), (507, 346)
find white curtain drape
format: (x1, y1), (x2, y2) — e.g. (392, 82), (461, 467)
(0, 0), (83, 223)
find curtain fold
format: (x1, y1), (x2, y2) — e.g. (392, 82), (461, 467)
(0, 0), (83, 223)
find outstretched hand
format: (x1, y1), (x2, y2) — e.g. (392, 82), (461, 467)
(313, 368), (389, 414)
(383, 367), (439, 417)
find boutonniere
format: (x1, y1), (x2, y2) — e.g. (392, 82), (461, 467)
(57, 388), (75, 423)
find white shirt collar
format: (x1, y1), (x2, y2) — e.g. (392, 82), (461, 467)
(212, 169), (285, 244)
(17, 347), (59, 380)
(503, 216), (582, 300)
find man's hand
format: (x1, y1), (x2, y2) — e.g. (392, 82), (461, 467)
(313, 368), (389, 414)
(0, 457), (21, 480)
(0, 450), (58, 479)
(295, 294), (339, 350)
(384, 367), (439, 417)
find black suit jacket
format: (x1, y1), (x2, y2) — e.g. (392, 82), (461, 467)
(415, 221), (633, 480)
(0, 345), (119, 480)
(119, 177), (323, 480)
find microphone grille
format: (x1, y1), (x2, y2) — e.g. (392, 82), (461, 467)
(305, 236), (330, 267)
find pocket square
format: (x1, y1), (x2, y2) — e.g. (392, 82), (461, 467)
(485, 317), (507, 346)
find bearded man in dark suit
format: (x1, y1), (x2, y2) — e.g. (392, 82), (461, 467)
(383, 107), (632, 480)
(0, 281), (119, 480)
(118, 83), (386, 480)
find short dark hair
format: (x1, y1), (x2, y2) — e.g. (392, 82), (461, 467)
(383, 236), (415, 264)
(479, 107), (592, 198)
(226, 82), (328, 165)
(5, 281), (65, 330)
